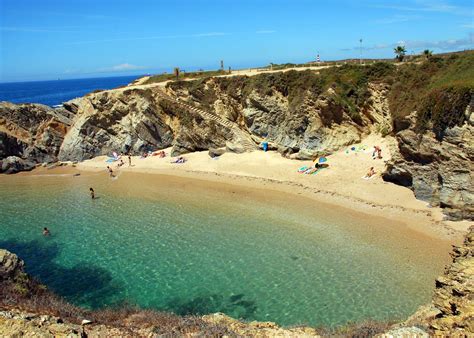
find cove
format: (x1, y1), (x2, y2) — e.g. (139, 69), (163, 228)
(0, 171), (452, 328)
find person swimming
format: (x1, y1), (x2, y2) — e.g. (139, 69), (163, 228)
(89, 187), (95, 199)
(43, 227), (50, 236)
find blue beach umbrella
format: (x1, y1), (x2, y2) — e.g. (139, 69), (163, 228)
(318, 157), (328, 164)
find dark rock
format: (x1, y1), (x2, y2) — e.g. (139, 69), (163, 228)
(208, 148), (226, 158)
(0, 156), (35, 174)
(0, 249), (24, 280)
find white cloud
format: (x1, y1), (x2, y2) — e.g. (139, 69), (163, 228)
(374, 14), (421, 24)
(99, 63), (146, 72)
(341, 33), (474, 52)
(0, 26), (80, 33)
(373, 0), (470, 16)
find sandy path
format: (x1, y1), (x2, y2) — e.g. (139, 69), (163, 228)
(75, 134), (472, 241)
(122, 65), (334, 92)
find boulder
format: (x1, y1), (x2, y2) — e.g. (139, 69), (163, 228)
(0, 249), (24, 281)
(208, 148), (226, 158)
(0, 156), (35, 174)
(225, 142), (245, 154)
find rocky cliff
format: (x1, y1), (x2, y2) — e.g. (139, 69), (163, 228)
(56, 66), (392, 162)
(430, 225), (474, 334)
(1, 55), (473, 220)
(384, 96), (474, 220)
(0, 102), (73, 173)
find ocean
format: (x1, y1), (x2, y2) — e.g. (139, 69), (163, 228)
(0, 171), (449, 328)
(0, 75), (142, 107)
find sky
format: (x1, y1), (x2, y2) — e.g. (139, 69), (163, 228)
(0, 0), (473, 82)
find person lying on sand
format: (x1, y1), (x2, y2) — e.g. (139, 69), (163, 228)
(171, 156), (186, 164)
(364, 167), (376, 179)
(153, 150), (166, 158)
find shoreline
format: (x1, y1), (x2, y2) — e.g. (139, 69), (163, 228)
(17, 134), (471, 243)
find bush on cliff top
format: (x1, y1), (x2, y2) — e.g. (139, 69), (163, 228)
(389, 51), (474, 136)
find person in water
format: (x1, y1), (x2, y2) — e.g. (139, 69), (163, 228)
(107, 166), (114, 177)
(89, 187), (95, 199)
(43, 227), (50, 236)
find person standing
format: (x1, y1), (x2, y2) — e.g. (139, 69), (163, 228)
(89, 187), (95, 199)
(107, 166), (114, 177)
(128, 154), (132, 166)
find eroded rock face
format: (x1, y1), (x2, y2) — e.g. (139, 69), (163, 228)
(58, 88), (240, 160)
(384, 108), (474, 220)
(169, 78), (391, 160)
(430, 226), (474, 335)
(0, 249), (24, 281)
(0, 102), (69, 168)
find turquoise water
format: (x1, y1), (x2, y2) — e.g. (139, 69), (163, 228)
(0, 172), (448, 327)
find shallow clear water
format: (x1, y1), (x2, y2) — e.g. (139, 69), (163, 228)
(0, 172), (448, 327)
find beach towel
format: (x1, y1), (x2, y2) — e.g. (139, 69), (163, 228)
(297, 166), (309, 173)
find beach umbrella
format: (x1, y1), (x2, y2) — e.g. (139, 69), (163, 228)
(318, 157), (328, 164)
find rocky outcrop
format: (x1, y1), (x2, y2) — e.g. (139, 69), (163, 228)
(384, 103), (474, 220)
(429, 226), (474, 335)
(57, 87), (253, 161)
(168, 76), (391, 160)
(0, 156), (35, 174)
(0, 102), (70, 170)
(0, 249), (24, 281)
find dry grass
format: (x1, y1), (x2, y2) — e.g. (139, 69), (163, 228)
(0, 274), (233, 336)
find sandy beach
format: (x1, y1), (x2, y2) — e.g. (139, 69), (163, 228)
(39, 133), (467, 243)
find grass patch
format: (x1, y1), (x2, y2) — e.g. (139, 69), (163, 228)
(144, 70), (227, 84)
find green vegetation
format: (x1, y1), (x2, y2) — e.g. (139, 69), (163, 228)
(423, 49), (433, 60)
(144, 69), (227, 84)
(394, 45), (407, 62)
(388, 51), (474, 139)
(165, 51), (473, 139)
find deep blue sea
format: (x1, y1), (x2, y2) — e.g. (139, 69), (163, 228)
(0, 75), (142, 107)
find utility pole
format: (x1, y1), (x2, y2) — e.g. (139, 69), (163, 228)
(359, 38), (363, 65)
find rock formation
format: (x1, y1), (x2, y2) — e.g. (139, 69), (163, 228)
(384, 101), (474, 220)
(430, 225), (474, 334)
(1, 64), (472, 220)
(0, 102), (71, 172)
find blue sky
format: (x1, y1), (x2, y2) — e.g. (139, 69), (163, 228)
(1, 0), (473, 82)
